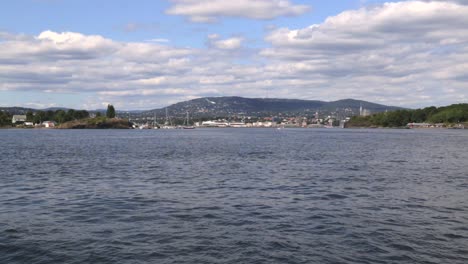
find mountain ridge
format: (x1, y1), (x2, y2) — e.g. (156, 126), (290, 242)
(1, 97), (404, 118)
(140, 96), (404, 118)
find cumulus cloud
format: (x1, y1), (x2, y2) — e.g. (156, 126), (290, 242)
(207, 35), (244, 50)
(425, 0), (468, 4)
(2, 1), (468, 109)
(0, 30), (200, 108)
(260, 1), (468, 106)
(166, 0), (310, 22)
(264, 1), (468, 51)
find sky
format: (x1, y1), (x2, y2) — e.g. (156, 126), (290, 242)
(1, 0), (468, 110)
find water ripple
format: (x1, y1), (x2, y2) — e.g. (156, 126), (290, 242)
(1, 128), (467, 264)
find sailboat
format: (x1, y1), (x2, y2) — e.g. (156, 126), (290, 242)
(162, 108), (176, 129)
(153, 111), (160, 129)
(182, 111), (195, 129)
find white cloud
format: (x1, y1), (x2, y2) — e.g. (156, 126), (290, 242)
(166, 0), (310, 22)
(0, 30), (200, 108)
(259, 1), (468, 106)
(2, 1), (468, 109)
(209, 36), (244, 50)
(146, 38), (170, 43)
(264, 1), (468, 51)
(37, 30), (118, 54)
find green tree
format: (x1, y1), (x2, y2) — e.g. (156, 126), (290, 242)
(106, 104), (116, 118)
(54, 110), (67, 124)
(33, 111), (46, 124)
(66, 109), (76, 121)
(74, 110), (89, 120)
(46, 110), (55, 121)
(26, 111), (34, 122)
(0, 111), (12, 126)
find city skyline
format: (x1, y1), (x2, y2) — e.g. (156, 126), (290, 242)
(1, 0), (468, 110)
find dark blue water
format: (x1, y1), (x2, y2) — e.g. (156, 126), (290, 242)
(1, 128), (467, 263)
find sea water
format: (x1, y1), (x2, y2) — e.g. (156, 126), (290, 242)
(1, 128), (467, 263)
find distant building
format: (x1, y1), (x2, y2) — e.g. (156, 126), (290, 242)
(407, 123), (445, 129)
(12, 115), (27, 124)
(407, 122), (431, 128)
(339, 120), (347, 128)
(201, 120), (228, 127)
(42, 121), (56, 128)
(359, 104), (371, 117)
(228, 122), (247, 128)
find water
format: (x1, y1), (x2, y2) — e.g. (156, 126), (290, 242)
(1, 128), (467, 264)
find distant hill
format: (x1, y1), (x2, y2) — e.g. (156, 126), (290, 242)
(0, 107), (36, 115)
(0, 106), (71, 115)
(1, 97), (403, 119)
(0, 106), (104, 116)
(141, 97), (403, 118)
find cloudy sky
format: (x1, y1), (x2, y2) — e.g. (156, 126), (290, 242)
(1, 0), (467, 110)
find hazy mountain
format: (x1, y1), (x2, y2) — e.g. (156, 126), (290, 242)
(1, 97), (403, 119)
(0, 106), (90, 115)
(0, 107), (36, 115)
(141, 97), (404, 119)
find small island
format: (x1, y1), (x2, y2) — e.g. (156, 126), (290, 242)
(1, 104), (132, 129)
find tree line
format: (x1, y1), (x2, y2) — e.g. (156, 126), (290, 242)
(0, 111), (12, 127)
(0, 104), (119, 127)
(348, 103), (468, 127)
(26, 109), (91, 124)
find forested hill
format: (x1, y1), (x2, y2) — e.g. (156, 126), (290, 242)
(2, 97), (402, 121)
(347, 103), (468, 127)
(142, 97), (402, 118)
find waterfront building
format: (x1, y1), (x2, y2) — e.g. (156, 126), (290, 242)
(12, 115), (27, 124)
(42, 121), (56, 128)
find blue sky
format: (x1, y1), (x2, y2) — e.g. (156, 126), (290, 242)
(1, 0), (467, 110)
(2, 0), (377, 46)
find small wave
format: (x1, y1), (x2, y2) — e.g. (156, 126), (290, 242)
(443, 233), (465, 239)
(4, 228), (20, 233)
(388, 160), (408, 163)
(201, 213), (219, 219)
(267, 240), (300, 250)
(390, 243), (416, 252)
(321, 194), (348, 200)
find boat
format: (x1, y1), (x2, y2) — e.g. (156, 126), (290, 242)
(153, 111), (160, 129)
(162, 108), (176, 129)
(138, 123), (151, 129)
(182, 111), (195, 129)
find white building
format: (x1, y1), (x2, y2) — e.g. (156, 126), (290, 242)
(201, 120), (228, 127)
(228, 122), (247, 128)
(359, 104), (371, 117)
(42, 121), (56, 128)
(12, 115), (27, 124)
